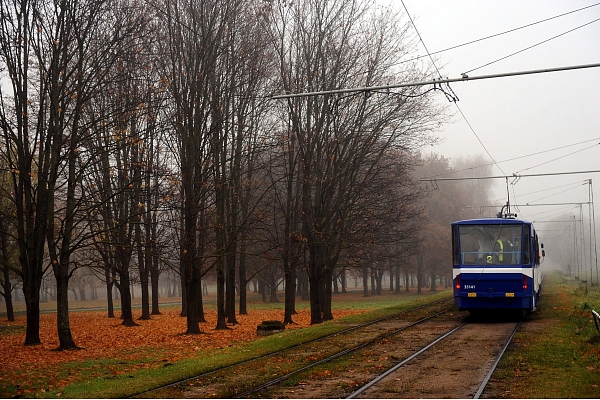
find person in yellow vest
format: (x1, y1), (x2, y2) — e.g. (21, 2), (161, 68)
(495, 237), (504, 263)
(494, 232), (514, 264)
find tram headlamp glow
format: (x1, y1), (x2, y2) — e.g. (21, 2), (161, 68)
(455, 276), (460, 290)
(523, 275), (528, 290)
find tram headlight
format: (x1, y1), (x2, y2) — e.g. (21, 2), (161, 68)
(523, 275), (528, 290)
(454, 276), (460, 290)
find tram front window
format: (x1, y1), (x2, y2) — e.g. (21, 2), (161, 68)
(459, 225), (522, 266)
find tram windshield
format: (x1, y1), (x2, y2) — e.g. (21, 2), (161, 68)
(458, 225), (522, 266)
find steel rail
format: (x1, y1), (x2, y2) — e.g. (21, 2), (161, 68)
(344, 320), (520, 399)
(346, 322), (468, 399)
(473, 322), (521, 399)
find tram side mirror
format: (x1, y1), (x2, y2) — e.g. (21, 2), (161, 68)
(542, 250), (546, 257)
(541, 243), (544, 249)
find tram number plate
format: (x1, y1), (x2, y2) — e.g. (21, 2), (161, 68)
(505, 292), (515, 297)
(468, 292), (477, 297)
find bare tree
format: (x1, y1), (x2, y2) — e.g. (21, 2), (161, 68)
(415, 153), (479, 292)
(0, 162), (18, 321)
(0, 0), (145, 346)
(269, 0), (444, 323)
(161, 0), (233, 333)
(215, 0), (274, 324)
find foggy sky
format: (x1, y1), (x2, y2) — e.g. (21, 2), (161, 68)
(386, 0), (600, 277)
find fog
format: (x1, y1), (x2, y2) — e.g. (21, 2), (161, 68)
(383, 0), (600, 281)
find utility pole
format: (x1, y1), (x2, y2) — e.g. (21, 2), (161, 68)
(580, 204), (587, 282)
(573, 215), (579, 280)
(589, 180), (599, 286)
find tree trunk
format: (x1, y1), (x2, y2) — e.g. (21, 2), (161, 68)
(395, 265), (401, 294)
(215, 256), (228, 329)
(54, 265), (77, 350)
(376, 269), (383, 295)
(150, 246), (161, 315)
(322, 269), (333, 321)
(225, 249), (238, 324)
(136, 219), (150, 320)
(308, 272), (322, 324)
(362, 267), (369, 297)
(430, 264), (437, 292)
(238, 244), (248, 315)
(1, 264), (14, 322)
(180, 261), (188, 318)
(370, 269), (376, 296)
(23, 280), (42, 345)
(269, 281), (279, 303)
(116, 248), (138, 327)
(283, 257), (297, 324)
(106, 267), (115, 318)
(333, 272), (339, 294)
(417, 253), (424, 295)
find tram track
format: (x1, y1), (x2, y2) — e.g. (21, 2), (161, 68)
(131, 296), (454, 398)
(345, 320), (522, 399)
(134, 297), (523, 399)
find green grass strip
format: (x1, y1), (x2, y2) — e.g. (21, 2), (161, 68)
(494, 271), (600, 398)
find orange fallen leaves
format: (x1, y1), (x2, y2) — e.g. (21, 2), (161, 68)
(0, 305), (364, 393)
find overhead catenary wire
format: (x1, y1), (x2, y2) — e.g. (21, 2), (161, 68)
(525, 181), (588, 204)
(490, 180), (585, 204)
(420, 169), (600, 182)
(531, 206), (580, 221)
(468, 202), (589, 208)
(429, 137), (600, 179)
(463, 16), (600, 75)
(453, 103), (506, 176)
(401, 1), (506, 176)
(514, 142), (600, 174)
(396, 2), (600, 67)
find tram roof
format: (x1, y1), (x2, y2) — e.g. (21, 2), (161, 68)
(452, 217), (533, 226)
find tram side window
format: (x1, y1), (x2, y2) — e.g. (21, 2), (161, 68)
(523, 227), (531, 265)
(452, 227), (459, 266)
(534, 232), (540, 264)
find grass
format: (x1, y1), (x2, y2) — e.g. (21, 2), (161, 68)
(493, 271), (600, 398)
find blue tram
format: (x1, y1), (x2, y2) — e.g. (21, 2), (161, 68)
(451, 216), (543, 313)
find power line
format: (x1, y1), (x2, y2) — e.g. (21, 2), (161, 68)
(420, 169), (600, 182)
(514, 142), (600, 174)
(400, 0), (504, 176)
(534, 220), (578, 223)
(432, 138), (600, 179)
(525, 182), (588, 204)
(453, 103), (505, 176)
(399, 0), (442, 79)
(463, 16), (600, 75)
(396, 2), (600, 66)
(468, 202), (589, 208)
(491, 180), (585, 203)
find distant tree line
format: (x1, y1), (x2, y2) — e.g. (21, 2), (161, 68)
(0, 0), (492, 349)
